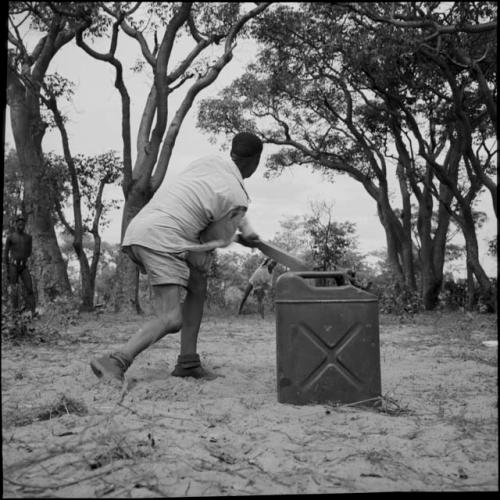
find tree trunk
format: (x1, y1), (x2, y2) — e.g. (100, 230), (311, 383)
(114, 252), (142, 314)
(431, 185), (453, 306)
(8, 86), (72, 303)
(400, 240), (417, 290)
(396, 161), (417, 290)
(375, 193), (417, 289)
(421, 273), (442, 310)
(419, 243), (444, 311)
(419, 232), (444, 311)
(72, 243), (96, 311)
(377, 203), (404, 283)
(463, 215), (495, 312)
(28, 228), (72, 303)
(466, 263), (475, 312)
(112, 184), (151, 313)
(79, 261), (95, 312)
(417, 178), (446, 311)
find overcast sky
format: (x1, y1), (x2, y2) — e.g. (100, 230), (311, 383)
(4, 20), (497, 277)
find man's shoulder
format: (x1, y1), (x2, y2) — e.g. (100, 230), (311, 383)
(184, 155), (242, 185)
(188, 154), (230, 170)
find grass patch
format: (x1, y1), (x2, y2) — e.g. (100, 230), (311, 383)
(35, 394), (88, 421)
(4, 394), (88, 427)
(87, 433), (153, 470)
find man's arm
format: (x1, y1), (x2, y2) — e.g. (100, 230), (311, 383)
(183, 206), (247, 252)
(236, 216), (261, 248)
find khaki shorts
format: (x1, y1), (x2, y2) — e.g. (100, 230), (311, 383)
(122, 244), (213, 287)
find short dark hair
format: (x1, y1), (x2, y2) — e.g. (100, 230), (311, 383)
(231, 132), (263, 158)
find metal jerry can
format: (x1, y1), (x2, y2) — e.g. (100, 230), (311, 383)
(275, 271), (381, 406)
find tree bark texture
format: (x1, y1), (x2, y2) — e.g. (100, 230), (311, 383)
(112, 186), (151, 314)
(463, 216), (496, 312)
(113, 252), (142, 314)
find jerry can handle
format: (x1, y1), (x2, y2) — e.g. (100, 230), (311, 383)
(294, 270), (350, 286)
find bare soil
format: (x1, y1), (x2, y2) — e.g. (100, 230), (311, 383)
(2, 309), (498, 496)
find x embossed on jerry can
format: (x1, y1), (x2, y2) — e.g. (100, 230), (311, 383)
(275, 271), (381, 405)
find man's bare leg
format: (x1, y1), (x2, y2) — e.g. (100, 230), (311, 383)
(172, 266), (216, 379)
(180, 266), (206, 356)
(90, 284), (184, 381)
(8, 265), (19, 311)
(121, 284), (184, 359)
(9, 284), (19, 312)
(20, 268), (36, 314)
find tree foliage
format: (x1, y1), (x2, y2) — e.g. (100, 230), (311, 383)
(270, 202), (365, 273)
(197, 1), (497, 311)
(304, 202), (360, 272)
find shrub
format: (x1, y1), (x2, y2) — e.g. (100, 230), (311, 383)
(1, 308), (37, 343)
(439, 279), (468, 310)
(367, 274), (423, 315)
(477, 277), (497, 313)
(1, 296), (80, 345)
(378, 283), (423, 315)
(439, 277), (497, 313)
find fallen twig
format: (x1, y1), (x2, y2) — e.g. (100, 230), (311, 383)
(4, 464), (125, 491)
(337, 397), (382, 408)
(117, 402), (188, 421)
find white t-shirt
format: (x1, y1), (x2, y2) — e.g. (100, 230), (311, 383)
(122, 155), (250, 253)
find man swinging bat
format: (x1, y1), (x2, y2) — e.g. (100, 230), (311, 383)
(90, 132), (264, 383)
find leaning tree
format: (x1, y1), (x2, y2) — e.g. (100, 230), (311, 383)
(73, 2), (272, 312)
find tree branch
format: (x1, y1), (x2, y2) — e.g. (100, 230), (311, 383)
(76, 21), (133, 195)
(103, 3), (156, 67)
(150, 3), (271, 190)
(346, 3), (497, 35)
(54, 198), (75, 236)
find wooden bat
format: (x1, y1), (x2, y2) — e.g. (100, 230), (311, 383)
(255, 240), (311, 271)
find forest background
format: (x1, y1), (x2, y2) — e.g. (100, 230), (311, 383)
(3, 2), (497, 324)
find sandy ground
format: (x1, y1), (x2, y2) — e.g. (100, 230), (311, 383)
(2, 308), (498, 496)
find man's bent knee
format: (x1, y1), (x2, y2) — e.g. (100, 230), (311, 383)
(156, 307), (183, 334)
